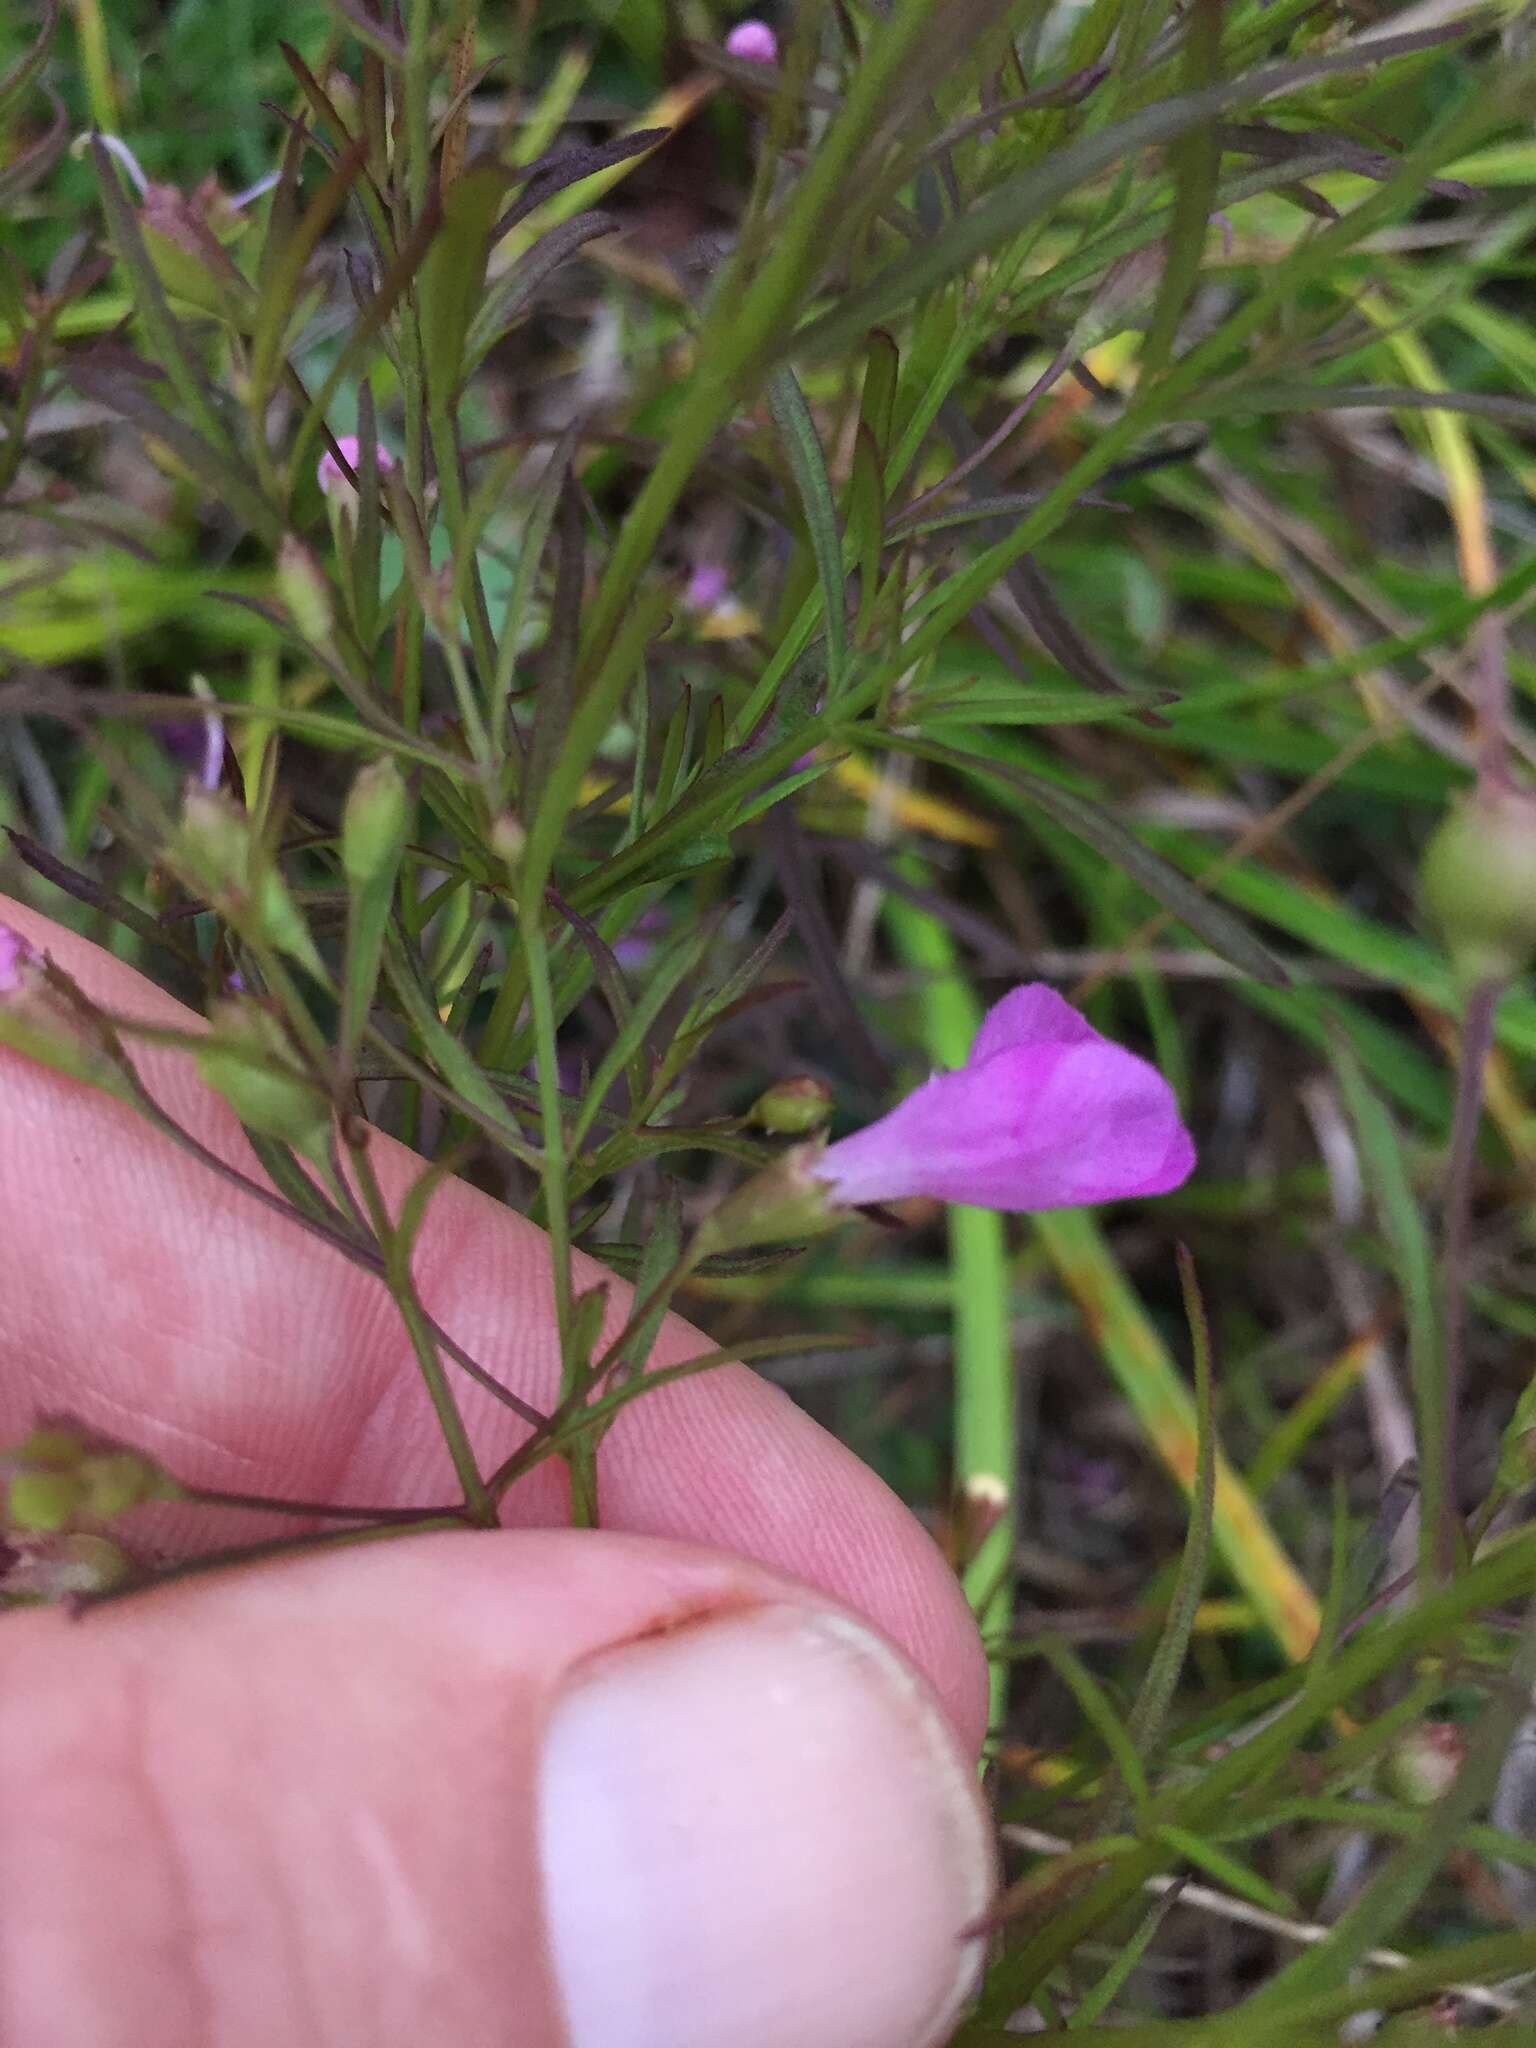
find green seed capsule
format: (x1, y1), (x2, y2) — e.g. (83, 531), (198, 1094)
(749, 1075), (834, 1135)
(1420, 788), (1536, 988)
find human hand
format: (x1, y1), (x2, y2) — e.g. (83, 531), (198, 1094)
(0, 902), (993, 2048)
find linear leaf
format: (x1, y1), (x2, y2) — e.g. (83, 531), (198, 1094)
(796, 23), (1473, 359)
(768, 365), (847, 696)
(861, 730), (1290, 985)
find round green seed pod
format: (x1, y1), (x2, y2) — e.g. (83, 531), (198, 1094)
(749, 1075), (834, 1136)
(1419, 787), (1536, 988)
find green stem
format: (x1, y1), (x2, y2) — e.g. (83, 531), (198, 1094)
(883, 882), (1016, 1739)
(1438, 977), (1501, 1577)
(346, 1132), (496, 1525)
(517, 899), (589, 1519)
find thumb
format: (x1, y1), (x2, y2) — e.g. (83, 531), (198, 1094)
(1, 1529), (994, 2048)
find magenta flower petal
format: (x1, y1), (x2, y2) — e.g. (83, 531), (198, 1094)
(813, 983), (1194, 1213)
(969, 982), (1099, 1062)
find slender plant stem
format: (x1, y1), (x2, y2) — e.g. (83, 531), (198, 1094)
(345, 1129), (496, 1524)
(1438, 976), (1501, 1578)
(517, 899), (594, 1519)
(189, 1487), (462, 1523)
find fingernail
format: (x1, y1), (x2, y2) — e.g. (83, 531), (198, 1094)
(538, 1603), (993, 2048)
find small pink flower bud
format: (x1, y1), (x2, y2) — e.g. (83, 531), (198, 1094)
(317, 433), (395, 501)
(725, 17), (779, 62)
(490, 812), (527, 872)
(812, 984), (1195, 1213)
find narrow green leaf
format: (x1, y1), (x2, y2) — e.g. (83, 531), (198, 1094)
(0, 0), (58, 124)
(1127, 1246), (1217, 1757)
(796, 23), (1476, 359)
(1331, 1040), (1441, 1586)
(1152, 1824), (1295, 1916)
(250, 138), (367, 405)
(861, 729), (1290, 986)
(859, 329), (900, 454)
(420, 162), (509, 405)
(1138, 0), (1224, 381)
(845, 423), (884, 640)
(768, 365), (848, 696)
(1030, 1635), (1151, 1817)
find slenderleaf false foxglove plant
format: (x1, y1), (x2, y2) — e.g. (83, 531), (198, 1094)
(695, 984), (1193, 1256)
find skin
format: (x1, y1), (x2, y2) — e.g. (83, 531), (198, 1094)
(0, 900), (991, 2048)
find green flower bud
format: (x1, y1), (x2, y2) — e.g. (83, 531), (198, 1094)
(8, 1468), (84, 1532)
(3, 1420), (184, 1535)
(175, 788), (325, 980)
(489, 812), (526, 872)
(197, 998), (331, 1157)
(342, 757), (409, 890)
(1067, 243), (1166, 354)
(0, 930), (133, 1104)
(1420, 788), (1536, 988)
(748, 1074), (834, 1135)
(1, 1531), (135, 1605)
(178, 784), (250, 899)
(140, 180), (250, 322)
(277, 535), (335, 646)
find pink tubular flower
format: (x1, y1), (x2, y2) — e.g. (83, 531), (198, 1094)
(725, 18), (779, 62)
(813, 984), (1194, 1212)
(316, 434), (395, 499)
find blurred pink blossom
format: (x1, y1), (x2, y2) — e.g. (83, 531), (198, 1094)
(813, 984), (1194, 1211)
(685, 563), (731, 612)
(0, 923), (36, 996)
(317, 435), (395, 498)
(725, 18), (779, 62)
